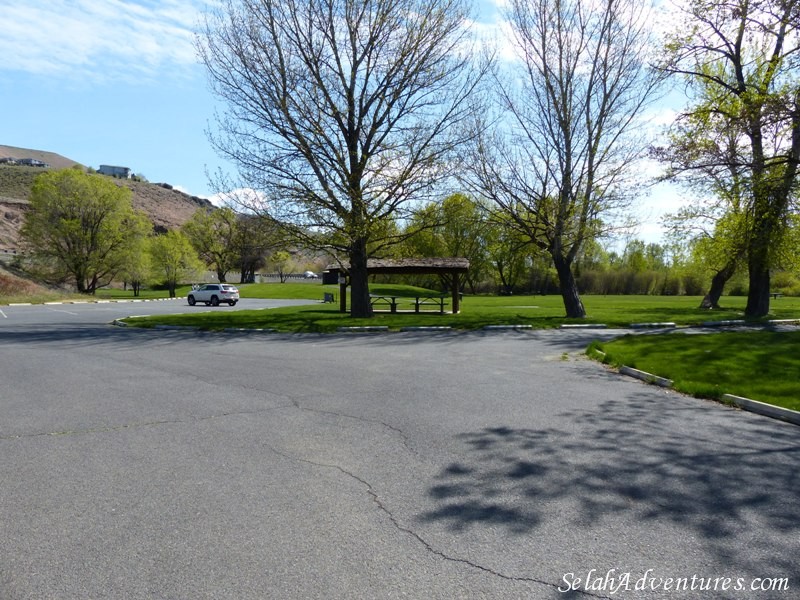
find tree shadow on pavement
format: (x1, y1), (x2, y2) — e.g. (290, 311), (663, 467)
(417, 394), (800, 579)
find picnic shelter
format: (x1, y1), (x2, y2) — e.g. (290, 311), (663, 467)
(323, 258), (470, 314)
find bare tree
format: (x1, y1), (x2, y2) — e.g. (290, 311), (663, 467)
(198, 0), (485, 317)
(462, 0), (663, 317)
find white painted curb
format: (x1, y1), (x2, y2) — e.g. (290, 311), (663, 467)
(722, 394), (800, 426)
(619, 365), (673, 388)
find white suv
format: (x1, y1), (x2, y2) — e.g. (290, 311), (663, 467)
(187, 284), (240, 306)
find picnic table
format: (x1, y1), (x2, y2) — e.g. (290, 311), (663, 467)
(369, 293), (448, 314)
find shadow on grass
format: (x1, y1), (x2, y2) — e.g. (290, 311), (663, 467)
(416, 397), (800, 581)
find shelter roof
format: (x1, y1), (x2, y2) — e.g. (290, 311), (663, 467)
(325, 258), (469, 275)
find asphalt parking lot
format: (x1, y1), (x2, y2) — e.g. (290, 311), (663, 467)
(1, 302), (798, 599)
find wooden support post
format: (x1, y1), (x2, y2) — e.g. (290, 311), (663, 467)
(452, 272), (460, 314)
(339, 275), (348, 313)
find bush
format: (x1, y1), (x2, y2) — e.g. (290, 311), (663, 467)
(682, 272), (706, 296)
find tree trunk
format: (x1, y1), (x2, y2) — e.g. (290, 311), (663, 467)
(553, 253), (585, 318)
(745, 207), (772, 318)
(217, 269), (227, 283)
(745, 248), (771, 317)
(349, 238), (373, 318)
(240, 265), (255, 284)
(699, 258), (737, 309)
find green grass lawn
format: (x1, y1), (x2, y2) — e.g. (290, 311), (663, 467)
(591, 331), (800, 412)
(117, 285), (800, 331)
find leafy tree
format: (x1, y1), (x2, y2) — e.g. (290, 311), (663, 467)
(656, 67), (755, 308)
(403, 194), (489, 293)
(20, 169), (150, 294)
(182, 207), (240, 282)
(463, 0), (663, 317)
(269, 250), (294, 283)
(484, 212), (531, 294)
(149, 231), (203, 297)
(233, 215), (282, 284)
(118, 222), (153, 297)
(198, 0), (487, 317)
(662, 0), (800, 316)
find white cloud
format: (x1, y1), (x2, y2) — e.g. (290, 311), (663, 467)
(208, 188), (270, 211)
(0, 0), (204, 82)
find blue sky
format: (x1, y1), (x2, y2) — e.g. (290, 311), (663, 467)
(1, 0), (221, 197)
(1, 0), (684, 243)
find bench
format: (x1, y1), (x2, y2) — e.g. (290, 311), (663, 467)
(770, 292), (783, 299)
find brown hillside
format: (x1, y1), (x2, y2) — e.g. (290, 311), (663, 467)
(0, 145), (81, 170)
(0, 148), (213, 250)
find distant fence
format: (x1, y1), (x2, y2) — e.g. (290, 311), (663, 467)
(259, 273), (316, 280)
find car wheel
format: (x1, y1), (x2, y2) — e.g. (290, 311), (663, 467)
(211, 296), (220, 306)
(187, 295), (196, 306)
(229, 300), (237, 306)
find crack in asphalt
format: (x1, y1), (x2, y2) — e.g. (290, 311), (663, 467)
(285, 396), (421, 459)
(264, 444), (614, 600)
(2, 366), (613, 596)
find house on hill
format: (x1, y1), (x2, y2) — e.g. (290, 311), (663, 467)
(98, 165), (132, 178)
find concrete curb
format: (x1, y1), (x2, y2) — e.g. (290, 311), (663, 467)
(630, 322), (677, 329)
(701, 319), (746, 327)
(482, 324), (533, 330)
(615, 363), (799, 427)
(722, 394), (800, 426)
(619, 365), (673, 388)
(560, 323), (607, 329)
(400, 326), (453, 332)
(336, 326), (389, 333)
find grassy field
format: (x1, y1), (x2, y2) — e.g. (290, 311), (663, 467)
(116, 283), (800, 330)
(591, 331), (800, 411)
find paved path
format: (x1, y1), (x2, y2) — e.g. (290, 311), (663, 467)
(1, 304), (798, 599)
